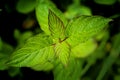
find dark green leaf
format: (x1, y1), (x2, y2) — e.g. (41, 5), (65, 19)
(16, 0), (36, 13)
(94, 0), (117, 5)
(0, 41), (14, 70)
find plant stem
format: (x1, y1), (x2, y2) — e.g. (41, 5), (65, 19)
(80, 63), (92, 77)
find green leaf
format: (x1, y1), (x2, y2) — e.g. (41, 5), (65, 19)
(72, 39), (97, 58)
(16, 0), (36, 14)
(14, 29), (21, 40)
(54, 41), (70, 65)
(0, 41), (14, 70)
(94, 0), (117, 5)
(65, 4), (92, 19)
(53, 58), (83, 80)
(48, 10), (65, 41)
(0, 54), (9, 70)
(7, 33), (54, 67)
(66, 15), (111, 47)
(14, 29), (33, 47)
(35, 0), (68, 35)
(31, 61), (54, 71)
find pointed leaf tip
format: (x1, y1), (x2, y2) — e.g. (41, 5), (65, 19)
(48, 9), (66, 41)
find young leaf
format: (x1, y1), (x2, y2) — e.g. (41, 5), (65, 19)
(48, 10), (65, 41)
(16, 0), (36, 14)
(66, 15), (111, 47)
(54, 41), (70, 65)
(7, 33), (54, 67)
(35, 0), (68, 35)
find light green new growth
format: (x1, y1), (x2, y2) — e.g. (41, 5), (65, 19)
(48, 9), (66, 41)
(35, 0), (68, 35)
(54, 41), (70, 65)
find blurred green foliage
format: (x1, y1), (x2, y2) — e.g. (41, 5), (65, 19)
(16, 0), (36, 14)
(94, 0), (117, 5)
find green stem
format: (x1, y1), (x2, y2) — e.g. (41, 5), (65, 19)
(80, 63), (92, 77)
